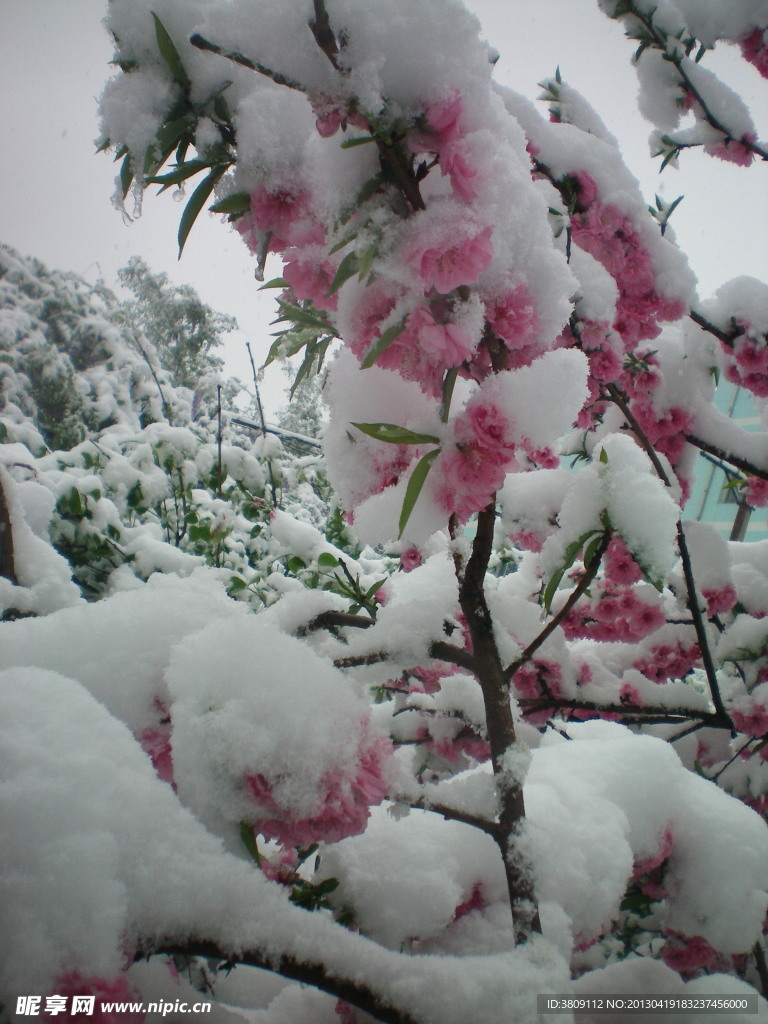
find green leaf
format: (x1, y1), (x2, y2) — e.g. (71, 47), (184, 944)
(314, 877), (340, 895)
(177, 167), (225, 258)
(148, 159), (209, 189)
(153, 117), (191, 158)
(317, 552), (340, 568)
(660, 146), (679, 171)
(259, 277), (288, 290)
(582, 532), (605, 571)
(290, 339), (330, 396)
(356, 235), (380, 282)
(326, 250), (359, 298)
(352, 422), (440, 446)
(119, 153), (134, 200)
(229, 575), (248, 592)
(542, 528), (603, 613)
(665, 194), (684, 218)
(239, 822), (261, 864)
(209, 191), (251, 216)
(399, 449), (440, 538)
(152, 12), (191, 88)
(361, 319), (406, 369)
(599, 448), (609, 464)
(440, 367), (458, 424)
(275, 301), (337, 334)
(286, 555), (306, 574)
(354, 174), (385, 209)
(340, 135), (377, 148)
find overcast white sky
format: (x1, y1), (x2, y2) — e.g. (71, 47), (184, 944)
(1, 0), (766, 415)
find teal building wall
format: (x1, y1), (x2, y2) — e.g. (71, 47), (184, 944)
(683, 383), (768, 542)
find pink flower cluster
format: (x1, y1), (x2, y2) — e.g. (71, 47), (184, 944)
(630, 397), (694, 465)
(282, 255), (338, 312)
(723, 330), (768, 398)
(511, 659), (563, 724)
(407, 92), (480, 203)
(435, 398), (519, 521)
(569, 174), (685, 348)
(730, 686), (768, 738)
(376, 302), (477, 399)
(237, 185), (324, 256)
(454, 282), (543, 387)
(400, 546), (423, 572)
(138, 697), (174, 786)
(50, 973), (144, 1024)
(705, 134), (756, 167)
(309, 94), (370, 139)
(661, 932), (729, 977)
(632, 827), (673, 901)
(561, 583), (666, 644)
(746, 476), (768, 507)
(741, 26), (768, 78)
(604, 535), (643, 586)
(633, 641), (700, 683)
(244, 725), (392, 848)
(701, 583), (738, 616)
(418, 726), (490, 764)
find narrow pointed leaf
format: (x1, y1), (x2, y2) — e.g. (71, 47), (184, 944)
(148, 159), (209, 188)
(352, 422), (439, 446)
(152, 12), (191, 88)
(361, 319), (406, 369)
(210, 191), (251, 216)
(340, 135), (377, 148)
(275, 301), (337, 333)
(326, 250), (359, 297)
(399, 449), (440, 538)
(119, 153), (134, 199)
(542, 528), (603, 613)
(177, 167), (223, 257)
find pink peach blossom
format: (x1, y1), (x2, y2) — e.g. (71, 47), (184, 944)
(400, 546), (422, 572)
(747, 476), (768, 507)
(741, 27), (768, 78)
(282, 255), (338, 311)
(408, 92), (463, 153)
(245, 726), (392, 848)
(51, 973), (144, 1024)
(411, 226), (494, 294)
(485, 285), (539, 350)
(661, 932), (724, 976)
(706, 134), (756, 167)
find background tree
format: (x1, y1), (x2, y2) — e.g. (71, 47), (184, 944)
(117, 255), (236, 389)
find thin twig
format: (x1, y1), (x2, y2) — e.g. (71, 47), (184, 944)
(190, 34), (305, 92)
(296, 610), (375, 637)
(503, 532), (611, 685)
(310, 0), (341, 69)
(517, 698), (730, 729)
(626, 5), (768, 162)
(605, 383), (731, 722)
(689, 309), (743, 348)
(397, 795), (500, 837)
(333, 639), (476, 672)
(684, 434), (768, 483)
(139, 943), (420, 1024)
(753, 941), (768, 1001)
(247, 342), (279, 506)
(0, 469), (18, 585)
